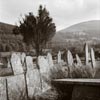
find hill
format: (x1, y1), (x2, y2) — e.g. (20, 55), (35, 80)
(0, 22), (26, 52)
(0, 22), (15, 34)
(52, 20), (100, 44)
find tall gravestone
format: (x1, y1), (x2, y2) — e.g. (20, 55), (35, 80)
(57, 51), (62, 64)
(26, 56), (41, 98)
(85, 43), (89, 65)
(90, 48), (96, 68)
(46, 53), (54, 69)
(0, 78), (7, 100)
(7, 74), (27, 100)
(38, 56), (51, 92)
(76, 54), (82, 66)
(67, 50), (74, 66)
(11, 53), (24, 75)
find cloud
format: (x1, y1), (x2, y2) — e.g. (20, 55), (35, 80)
(0, 0), (100, 30)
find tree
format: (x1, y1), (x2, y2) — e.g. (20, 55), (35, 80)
(13, 5), (56, 91)
(13, 5), (56, 57)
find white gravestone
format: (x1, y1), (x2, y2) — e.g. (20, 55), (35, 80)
(85, 43), (89, 65)
(7, 59), (11, 68)
(25, 56), (35, 71)
(26, 56), (41, 98)
(46, 53), (54, 69)
(11, 53), (24, 75)
(0, 78), (7, 100)
(76, 54), (82, 66)
(38, 56), (51, 92)
(26, 69), (41, 98)
(67, 50), (74, 66)
(57, 51), (62, 64)
(38, 56), (50, 74)
(7, 74), (27, 100)
(90, 48), (96, 68)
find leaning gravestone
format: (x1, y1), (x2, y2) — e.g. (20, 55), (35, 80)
(67, 50), (73, 66)
(85, 43), (89, 65)
(11, 53), (24, 75)
(90, 48), (96, 68)
(0, 78), (7, 100)
(46, 53), (54, 69)
(57, 51), (62, 64)
(7, 74), (27, 100)
(76, 54), (82, 66)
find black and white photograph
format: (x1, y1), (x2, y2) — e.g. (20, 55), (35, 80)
(0, 0), (100, 100)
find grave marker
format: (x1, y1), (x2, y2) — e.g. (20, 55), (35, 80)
(76, 54), (82, 66)
(57, 51), (61, 64)
(85, 43), (89, 65)
(7, 74), (27, 100)
(46, 53), (54, 69)
(67, 50), (73, 66)
(11, 53), (24, 75)
(0, 78), (7, 100)
(90, 48), (96, 68)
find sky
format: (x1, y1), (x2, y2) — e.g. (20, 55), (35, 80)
(0, 0), (100, 31)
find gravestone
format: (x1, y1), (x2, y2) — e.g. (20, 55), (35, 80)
(46, 53), (54, 69)
(38, 56), (49, 74)
(85, 43), (89, 65)
(7, 59), (11, 68)
(11, 53), (24, 75)
(57, 51), (62, 64)
(90, 48), (96, 68)
(7, 74), (27, 100)
(25, 56), (35, 71)
(0, 78), (7, 100)
(26, 69), (41, 98)
(67, 50), (73, 66)
(38, 56), (51, 92)
(76, 54), (82, 66)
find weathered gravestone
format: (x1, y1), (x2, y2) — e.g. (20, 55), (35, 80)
(76, 54), (82, 66)
(0, 78), (7, 100)
(7, 59), (11, 68)
(38, 56), (51, 92)
(90, 48), (96, 68)
(38, 56), (50, 74)
(26, 56), (41, 98)
(11, 53), (24, 75)
(57, 51), (62, 64)
(26, 69), (41, 98)
(67, 50), (74, 66)
(46, 53), (54, 69)
(85, 43), (89, 65)
(26, 56), (35, 71)
(7, 74), (27, 100)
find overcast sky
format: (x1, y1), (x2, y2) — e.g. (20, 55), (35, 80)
(0, 0), (100, 31)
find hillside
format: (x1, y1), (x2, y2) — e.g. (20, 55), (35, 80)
(52, 20), (100, 43)
(0, 22), (15, 34)
(0, 22), (26, 52)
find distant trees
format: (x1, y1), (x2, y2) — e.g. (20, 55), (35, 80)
(13, 5), (56, 57)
